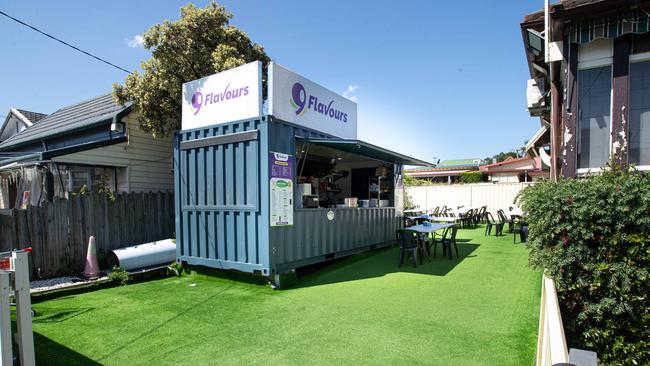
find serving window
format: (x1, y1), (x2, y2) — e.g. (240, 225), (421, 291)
(295, 139), (395, 209)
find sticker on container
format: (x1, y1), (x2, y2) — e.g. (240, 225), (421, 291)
(327, 210), (335, 221)
(270, 152), (294, 227)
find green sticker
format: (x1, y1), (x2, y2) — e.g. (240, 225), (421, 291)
(276, 180), (288, 188)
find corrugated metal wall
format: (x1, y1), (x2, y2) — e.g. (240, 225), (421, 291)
(405, 182), (533, 214)
(175, 117), (269, 274)
(271, 208), (400, 272)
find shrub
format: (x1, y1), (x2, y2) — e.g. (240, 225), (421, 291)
(517, 167), (650, 365)
(459, 171), (482, 184)
(404, 174), (431, 186)
(108, 266), (129, 286)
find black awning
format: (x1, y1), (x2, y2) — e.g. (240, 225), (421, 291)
(296, 137), (431, 166)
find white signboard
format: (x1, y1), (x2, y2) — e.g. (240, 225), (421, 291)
(182, 61), (262, 130)
(269, 62), (357, 139)
(269, 152), (294, 227)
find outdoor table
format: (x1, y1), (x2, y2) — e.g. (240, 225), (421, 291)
(408, 222), (455, 234)
(429, 216), (460, 223)
(407, 223), (456, 259)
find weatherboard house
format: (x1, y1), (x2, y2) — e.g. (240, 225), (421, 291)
(522, 0), (650, 178)
(0, 93), (173, 209)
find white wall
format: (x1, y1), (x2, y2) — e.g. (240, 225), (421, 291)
(405, 182), (533, 215)
(52, 112), (174, 192)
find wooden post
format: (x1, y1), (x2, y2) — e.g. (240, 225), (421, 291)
(612, 36), (630, 166)
(13, 251), (35, 366)
(0, 271), (12, 366)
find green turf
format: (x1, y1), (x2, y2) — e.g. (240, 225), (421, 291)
(31, 226), (541, 365)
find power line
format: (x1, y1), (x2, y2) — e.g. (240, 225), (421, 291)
(0, 10), (132, 74)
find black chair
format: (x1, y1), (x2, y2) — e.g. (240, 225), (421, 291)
(485, 212), (503, 236)
(477, 206), (487, 224)
(513, 219), (529, 243)
(396, 229), (423, 267)
(432, 207), (440, 216)
(497, 209), (514, 233)
(404, 217), (416, 228)
(440, 205), (448, 217)
(431, 226), (459, 259)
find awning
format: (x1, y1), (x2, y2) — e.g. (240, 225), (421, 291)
(296, 137), (432, 166)
(570, 11), (649, 44)
(524, 124), (550, 156)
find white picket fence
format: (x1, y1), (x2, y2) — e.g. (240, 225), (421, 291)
(405, 182), (533, 215)
(536, 275), (569, 366)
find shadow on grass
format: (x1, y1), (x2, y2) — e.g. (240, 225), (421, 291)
(295, 241), (481, 288)
(33, 307), (94, 323)
(34, 332), (102, 365)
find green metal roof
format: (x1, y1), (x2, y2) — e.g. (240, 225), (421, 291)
(0, 93), (131, 151)
(437, 158), (481, 168)
(296, 138), (432, 166)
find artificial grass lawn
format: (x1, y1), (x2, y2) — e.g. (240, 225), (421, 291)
(32, 226), (541, 365)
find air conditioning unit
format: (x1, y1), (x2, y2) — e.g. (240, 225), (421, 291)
(526, 78), (546, 109)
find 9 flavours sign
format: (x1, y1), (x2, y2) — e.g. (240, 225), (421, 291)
(181, 61), (262, 130)
(269, 62), (357, 139)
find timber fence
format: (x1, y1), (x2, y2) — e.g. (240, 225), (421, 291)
(0, 191), (174, 279)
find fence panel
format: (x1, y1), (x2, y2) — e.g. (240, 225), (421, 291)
(0, 191), (174, 279)
(405, 182), (533, 214)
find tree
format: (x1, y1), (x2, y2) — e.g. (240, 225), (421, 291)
(113, 2), (270, 137)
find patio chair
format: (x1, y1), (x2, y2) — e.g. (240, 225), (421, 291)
(431, 226), (458, 259)
(440, 205), (448, 216)
(396, 229), (423, 267)
(513, 219), (529, 244)
(485, 212), (503, 236)
(432, 207), (440, 216)
(477, 206), (487, 224)
(404, 217), (416, 228)
(472, 208), (482, 227)
(497, 209), (514, 233)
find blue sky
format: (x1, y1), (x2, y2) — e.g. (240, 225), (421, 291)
(0, 1), (543, 162)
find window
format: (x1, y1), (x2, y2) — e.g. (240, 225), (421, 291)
(629, 60), (650, 166)
(578, 66), (612, 169)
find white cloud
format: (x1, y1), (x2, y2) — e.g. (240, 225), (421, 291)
(126, 34), (144, 48)
(342, 84), (360, 102)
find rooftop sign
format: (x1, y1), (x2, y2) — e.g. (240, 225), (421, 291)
(181, 61), (262, 130)
(269, 62), (357, 139)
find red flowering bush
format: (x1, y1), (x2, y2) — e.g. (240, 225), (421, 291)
(517, 167), (650, 365)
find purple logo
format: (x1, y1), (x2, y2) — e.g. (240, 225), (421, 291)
(189, 84), (250, 115)
(288, 82), (348, 122)
(191, 91), (203, 115)
(290, 83), (307, 116)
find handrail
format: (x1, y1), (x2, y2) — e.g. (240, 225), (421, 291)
(536, 274), (570, 366)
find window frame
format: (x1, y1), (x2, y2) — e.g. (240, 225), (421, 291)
(627, 51), (650, 171)
(576, 61), (614, 174)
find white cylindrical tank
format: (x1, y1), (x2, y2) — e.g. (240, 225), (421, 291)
(107, 239), (176, 271)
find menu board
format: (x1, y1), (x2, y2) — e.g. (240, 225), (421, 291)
(269, 152), (294, 227)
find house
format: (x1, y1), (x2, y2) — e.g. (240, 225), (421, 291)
(405, 158), (482, 184)
(479, 156), (547, 183)
(0, 108), (48, 142)
(0, 93), (173, 209)
(521, 0), (650, 178)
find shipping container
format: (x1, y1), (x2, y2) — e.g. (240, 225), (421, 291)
(174, 115), (428, 277)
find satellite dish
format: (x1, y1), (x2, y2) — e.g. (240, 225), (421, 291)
(539, 146), (552, 167)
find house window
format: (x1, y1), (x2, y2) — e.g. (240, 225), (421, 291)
(629, 60), (650, 166)
(577, 66), (612, 169)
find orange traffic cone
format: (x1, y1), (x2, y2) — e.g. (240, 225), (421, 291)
(83, 236), (100, 279)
